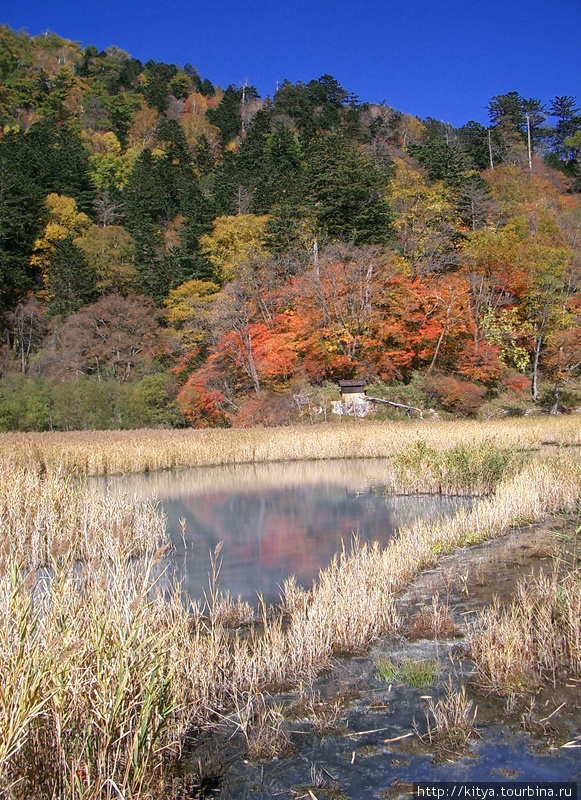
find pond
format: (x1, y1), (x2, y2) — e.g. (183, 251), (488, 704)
(99, 459), (470, 606)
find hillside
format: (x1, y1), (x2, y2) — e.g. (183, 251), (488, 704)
(0, 25), (580, 429)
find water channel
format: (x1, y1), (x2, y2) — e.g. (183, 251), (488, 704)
(99, 458), (470, 606)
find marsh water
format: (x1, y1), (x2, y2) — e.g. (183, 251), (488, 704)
(99, 459), (470, 606)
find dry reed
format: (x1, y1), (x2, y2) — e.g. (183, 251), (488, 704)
(421, 676), (478, 749)
(0, 417), (579, 477)
(467, 569), (581, 701)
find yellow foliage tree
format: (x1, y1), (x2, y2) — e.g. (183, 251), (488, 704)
(388, 161), (462, 276)
(199, 214), (269, 281)
(76, 224), (138, 294)
(164, 279), (221, 352)
(127, 105), (160, 149)
(88, 131), (139, 190)
(30, 194), (91, 273)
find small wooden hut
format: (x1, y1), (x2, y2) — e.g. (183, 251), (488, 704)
(338, 379), (367, 405)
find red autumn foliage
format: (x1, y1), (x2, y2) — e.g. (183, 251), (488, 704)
(423, 375), (487, 416)
(231, 392), (298, 427)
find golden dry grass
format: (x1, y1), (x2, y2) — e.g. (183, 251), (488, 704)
(0, 416), (579, 476)
(467, 568), (581, 702)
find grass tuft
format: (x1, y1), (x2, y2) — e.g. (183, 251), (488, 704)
(421, 676), (479, 750)
(377, 656), (442, 688)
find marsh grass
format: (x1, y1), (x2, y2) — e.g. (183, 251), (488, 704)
(0, 463), (167, 573)
(467, 568), (581, 702)
(1, 417), (579, 477)
(406, 593), (459, 640)
(377, 657), (442, 688)
(377, 657), (399, 682)
(1, 420), (581, 796)
(287, 686), (350, 736)
(0, 556), (190, 799)
(421, 677), (478, 750)
(386, 439), (528, 496)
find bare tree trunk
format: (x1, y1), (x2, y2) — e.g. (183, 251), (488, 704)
(526, 114), (532, 171)
(313, 239), (319, 280)
(427, 328), (446, 374)
(550, 380), (560, 415)
(488, 129), (494, 169)
(368, 396), (424, 419)
(242, 330), (261, 395)
(532, 333), (543, 403)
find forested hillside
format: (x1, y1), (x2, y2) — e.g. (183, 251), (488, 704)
(0, 25), (580, 430)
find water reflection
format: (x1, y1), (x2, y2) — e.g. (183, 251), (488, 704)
(100, 460), (470, 606)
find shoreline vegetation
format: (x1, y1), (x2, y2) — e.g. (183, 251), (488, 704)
(1, 416), (580, 476)
(1, 418), (580, 798)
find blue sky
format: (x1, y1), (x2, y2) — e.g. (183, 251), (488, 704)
(2, 0), (580, 127)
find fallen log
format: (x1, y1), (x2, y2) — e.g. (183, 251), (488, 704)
(367, 396), (425, 420)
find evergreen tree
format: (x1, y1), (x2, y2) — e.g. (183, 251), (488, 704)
(458, 121), (491, 171)
(174, 183), (217, 283)
(206, 85), (242, 145)
(123, 150), (170, 299)
(304, 131), (391, 244)
(406, 119), (467, 185)
(6, 118), (94, 212)
(142, 60), (178, 113)
(0, 156), (43, 312)
(45, 235), (97, 316)
(210, 150), (242, 215)
(549, 96), (581, 163)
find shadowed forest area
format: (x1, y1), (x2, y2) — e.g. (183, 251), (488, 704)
(0, 25), (580, 430)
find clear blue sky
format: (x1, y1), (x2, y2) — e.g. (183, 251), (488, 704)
(3, 0), (580, 127)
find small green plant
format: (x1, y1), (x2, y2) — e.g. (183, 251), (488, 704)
(377, 656), (442, 688)
(377, 657), (399, 682)
(399, 658), (442, 688)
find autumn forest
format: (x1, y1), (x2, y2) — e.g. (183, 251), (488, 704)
(1, 25), (580, 430)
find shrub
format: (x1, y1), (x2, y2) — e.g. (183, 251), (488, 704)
(232, 392), (298, 427)
(423, 375), (487, 417)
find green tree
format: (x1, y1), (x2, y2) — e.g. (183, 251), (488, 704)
(304, 131), (391, 244)
(0, 374), (52, 431)
(0, 156), (43, 312)
(549, 96), (581, 164)
(45, 235), (97, 316)
(409, 121), (471, 187)
(206, 85), (242, 145)
(142, 59), (178, 113)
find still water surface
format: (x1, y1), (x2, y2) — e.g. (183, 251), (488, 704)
(101, 459), (469, 605)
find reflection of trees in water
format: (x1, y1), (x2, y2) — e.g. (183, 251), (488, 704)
(384, 493), (471, 529)
(102, 463), (471, 605)
(99, 458), (394, 501)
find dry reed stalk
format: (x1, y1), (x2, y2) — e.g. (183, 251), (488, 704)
(0, 464), (167, 573)
(0, 557), (196, 799)
(422, 676), (478, 748)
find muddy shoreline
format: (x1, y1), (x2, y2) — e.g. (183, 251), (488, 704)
(188, 518), (581, 798)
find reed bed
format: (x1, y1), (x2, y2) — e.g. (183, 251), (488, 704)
(0, 463), (166, 572)
(1, 421), (581, 797)
(0, 416), (579, 477)
(467, 569), (581, 701)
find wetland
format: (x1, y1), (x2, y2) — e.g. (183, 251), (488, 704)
(0, 418), (580, 799)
